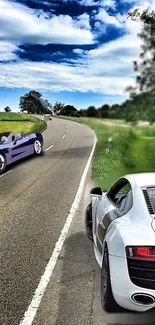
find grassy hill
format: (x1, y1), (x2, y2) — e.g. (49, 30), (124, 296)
(0, 112), (46, 134)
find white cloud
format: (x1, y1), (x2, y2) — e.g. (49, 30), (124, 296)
(0, 59), (136, 95)
(95, 0), (155, 32)
(0, 0), (155, 97)
(100, 0), (116, 10)
(0, 30), (139, 95)
(95, 8), (123, 27)
(0, 0), (143, 96)
(73, 49), (86, 54)
(80, 0), (99, 6)
(0, 41), (19, 61)
(0, 0), (93, 45)
(74, 13), (91, 30)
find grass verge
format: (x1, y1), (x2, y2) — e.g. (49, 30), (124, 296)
(0, 112), (47, 134)
(57, 116), (155, 190)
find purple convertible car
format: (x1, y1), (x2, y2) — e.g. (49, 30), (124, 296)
(0, 131), (44, 174)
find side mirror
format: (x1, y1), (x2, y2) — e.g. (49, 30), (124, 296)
(90, 186), (102, 197)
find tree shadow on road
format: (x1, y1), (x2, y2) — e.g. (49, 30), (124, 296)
(44, 146), (93, 159)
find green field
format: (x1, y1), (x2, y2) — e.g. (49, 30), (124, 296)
(58, 116), (155, 190)
(0, 112), (46, 134)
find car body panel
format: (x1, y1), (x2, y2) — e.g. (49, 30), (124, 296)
(0, 131), (43, 167)
(90, 173), (155, 312)
(109, 254), (155, 312)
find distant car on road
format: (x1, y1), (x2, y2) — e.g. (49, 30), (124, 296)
(85, 173), (155, 313)
(0, 131), (44, 174)
(44, 114), (52, 121)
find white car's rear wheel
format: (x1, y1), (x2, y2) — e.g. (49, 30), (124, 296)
(101, 248), (117, 312)
(34, 139), (43, 155)
(0, 153), (6, 174)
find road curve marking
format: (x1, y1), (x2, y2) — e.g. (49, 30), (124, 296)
(44, 144), (54, 152)
(62, 135), (66, 139)
(0, 170), (12, 178)
(19, 132), (97, 325)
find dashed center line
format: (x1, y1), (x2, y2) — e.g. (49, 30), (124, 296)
(62, 135), (66, 139)
(45, 144), (54, 152)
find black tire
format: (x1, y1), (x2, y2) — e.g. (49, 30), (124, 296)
(85, 202), (93, 241)
(0, 153), (6, 174)
(101, 247), (118, 312)
(34, 139), (43, 156)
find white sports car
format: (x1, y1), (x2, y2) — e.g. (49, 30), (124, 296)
(85, 173), (155, 313)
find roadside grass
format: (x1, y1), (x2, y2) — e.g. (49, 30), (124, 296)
(57, 116), (155, 190)
(0, 112), (46, 134)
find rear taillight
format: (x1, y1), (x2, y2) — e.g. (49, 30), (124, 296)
(126, 246), (155, 260)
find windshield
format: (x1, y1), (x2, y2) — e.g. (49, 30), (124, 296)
(147, 187), (155, 212)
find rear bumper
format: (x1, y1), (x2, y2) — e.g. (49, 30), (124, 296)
(109, 255), (155, 312)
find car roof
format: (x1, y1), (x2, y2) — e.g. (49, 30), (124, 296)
(125, 173), (155, 188)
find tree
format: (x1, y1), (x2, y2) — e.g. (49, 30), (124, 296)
(19, 90), (51, 114)
(4, 106), (11, 112)
(99, 104), (110, 118)
(79, 109), (87, 117)
(60, 105), (78, 116)
(109, 104), (121, 119)
(86, 106), (98, 117)
(53, 101), (65, 115)
(127, 9), (155, 94)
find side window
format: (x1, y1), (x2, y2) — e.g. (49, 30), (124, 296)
(119, 183), (131, 194)
(107, 178), (132, 209)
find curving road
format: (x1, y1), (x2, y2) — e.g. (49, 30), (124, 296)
(1, 118), (153, 325)
(0, 118), (96, 325)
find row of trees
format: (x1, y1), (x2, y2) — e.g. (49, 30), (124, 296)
(3, 93), (155, 123)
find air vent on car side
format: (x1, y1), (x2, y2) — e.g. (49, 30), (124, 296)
(142, 189), (154, 215)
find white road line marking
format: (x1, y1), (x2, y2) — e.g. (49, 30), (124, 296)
(19, 132), (97, 325)
(44, 145), (54, 152)
(62, 135), (66, 139)
(66, 129), (68, 132)
(0, 170), (12, 178)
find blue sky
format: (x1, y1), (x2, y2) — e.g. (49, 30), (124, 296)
(0, 0), (154, 111)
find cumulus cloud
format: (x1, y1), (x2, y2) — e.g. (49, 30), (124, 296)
(78, 0), (99, 6)
(0, 30), (140, 95)
(100, 0), (116, 10)
(0, 0), (154, 97)
(95, 8), (123, 27)
(0, 41), (19, 61)
(74, 13), (91, 30)
(0, 60), (136, 94)
(0, 0), (93, 45)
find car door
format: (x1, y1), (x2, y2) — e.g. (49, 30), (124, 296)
(11, 134), (32, 162)
(95, 178), (132, 254)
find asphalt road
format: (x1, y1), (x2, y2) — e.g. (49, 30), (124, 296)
(0, 118), (96, 325)
(1, 118), (155, 325)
